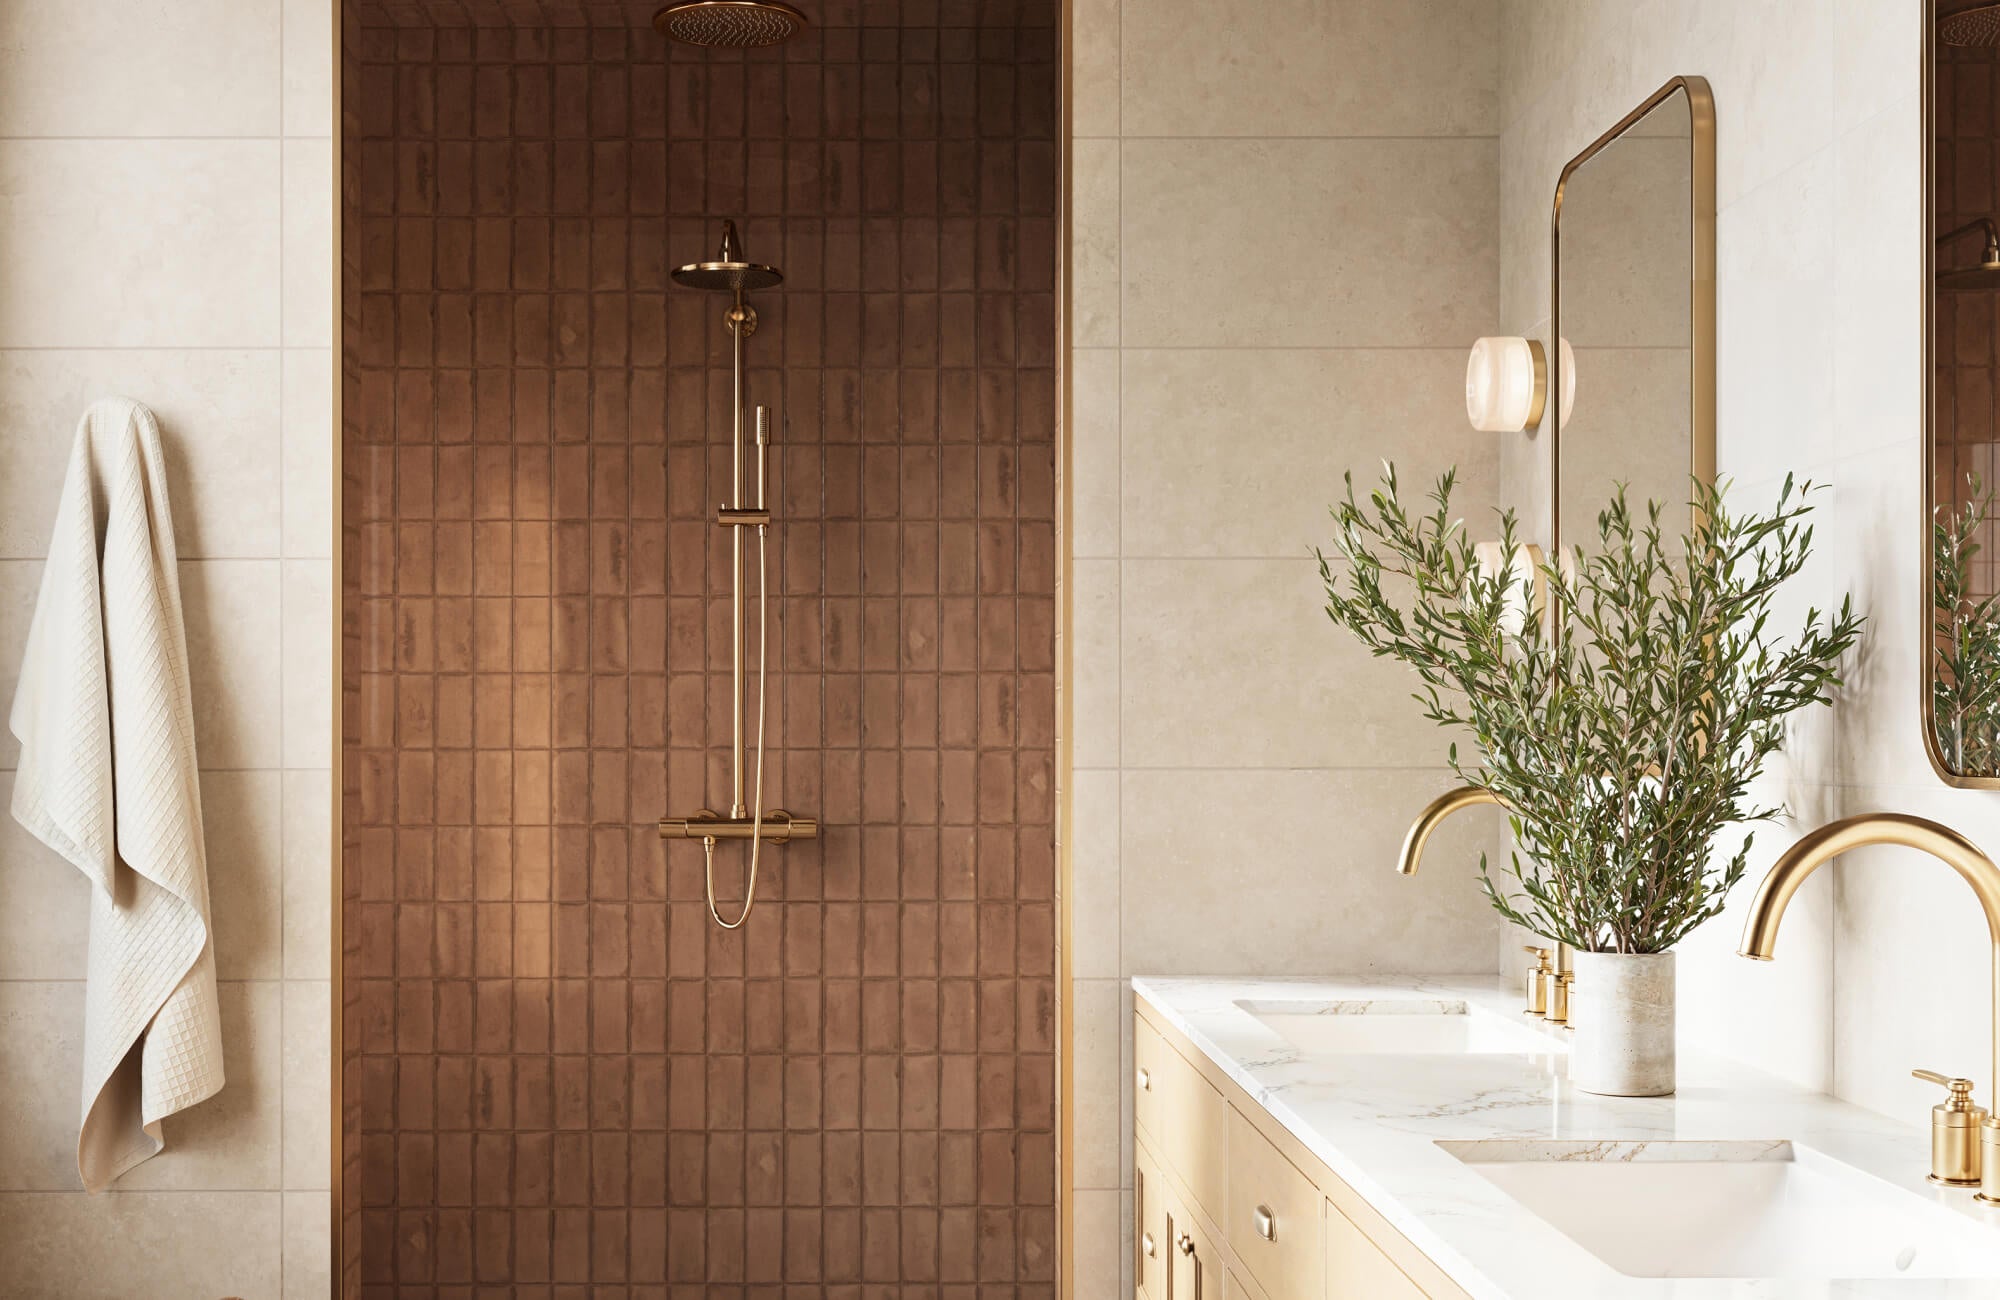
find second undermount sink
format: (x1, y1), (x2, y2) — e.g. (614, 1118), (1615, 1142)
(1238, 999), (1566, 1056)
(1441, 1139), (2000, 1279)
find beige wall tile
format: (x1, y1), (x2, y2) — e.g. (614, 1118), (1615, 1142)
(282, 559), (333, 770)
(0, 142), (280, 349)
(0, 560), (37, 769)
(283, 348), (335, 558)
(282, 980), (331, 1190)
(0, 0), (278, 137)
(1069, 768), (1119, 978)
(1071, 0), (1119, 137)
(204, 770), (285, 982)
(283, 0), (336, 138)
(1120, 557), (1450, 770)
(1122, 0), (1498, 137)
(283, 769), (333, 981)
(0, 771), (88, 979)
(181, 560), (285, 770)
(0, 1190), (281, 1298)
(1071, 978), (1123, 1188)
(1072, 1186), (1125, 1300)
(1119, 349), (1491, 558)
(116, 981), (283, 1191)
(283, 1190), (333, 1300)
(1121, 768), (1500, 974)
(1071, 347), (1119, 560)
(1121, 138), (1497, 348)
(1072, 139), (1120, 350)
(0, 981), (84, 1190)
(283, 140), (335, 350)
(0, 350), (283, 561)
(1072, 560), (1119, 770)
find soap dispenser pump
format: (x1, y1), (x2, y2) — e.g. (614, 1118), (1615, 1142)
(1913, 1069), (1986, 1186)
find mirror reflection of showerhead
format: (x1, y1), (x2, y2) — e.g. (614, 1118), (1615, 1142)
(654, 0), (807, 49)
(1938, 218), (2000, 292)
(672, 220), (783, 293)
(1943, 3), (2000, 45)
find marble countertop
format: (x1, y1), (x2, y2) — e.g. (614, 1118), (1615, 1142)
(1133, 974), (2000, 1299)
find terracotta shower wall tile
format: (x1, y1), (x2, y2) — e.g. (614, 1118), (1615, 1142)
(342, 5), (1054, 1292)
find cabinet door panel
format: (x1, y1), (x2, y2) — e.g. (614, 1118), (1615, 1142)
(1325, 1195), (1425, 1299)
(1136, 1013), (1227, 1220)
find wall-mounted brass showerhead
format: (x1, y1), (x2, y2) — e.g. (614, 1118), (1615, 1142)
(672, 219), (783, 294)
(654, 0), (807, 49)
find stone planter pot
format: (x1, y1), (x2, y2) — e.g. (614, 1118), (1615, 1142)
(1568, 950), (1676, 1096)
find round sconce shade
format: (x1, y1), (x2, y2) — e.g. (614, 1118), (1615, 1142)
(1465, 336), (1575, 432)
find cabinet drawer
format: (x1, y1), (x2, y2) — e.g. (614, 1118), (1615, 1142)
(1135, 1013), (1226, 1220)
(1325, 1195), (1425, 1299)
(1226, 1105), (1324, 1300)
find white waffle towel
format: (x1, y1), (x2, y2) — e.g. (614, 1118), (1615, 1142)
(9, 397), (224, 1191)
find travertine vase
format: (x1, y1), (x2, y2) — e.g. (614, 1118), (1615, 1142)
(1569, 950), (1676, 1096)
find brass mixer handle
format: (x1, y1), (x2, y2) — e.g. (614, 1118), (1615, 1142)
(1914, 1068), (1977, 1101)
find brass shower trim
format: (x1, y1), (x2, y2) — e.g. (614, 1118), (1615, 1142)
(660, 809), (819, 842)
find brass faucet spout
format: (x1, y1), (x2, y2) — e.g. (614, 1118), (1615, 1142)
(1397, 785), (1502, 876)
(1739, 813), (2000, 1110)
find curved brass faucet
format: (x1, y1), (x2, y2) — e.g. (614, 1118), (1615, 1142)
(1397, 785), (1502, 876)
(1739, 812), (2000, 1196)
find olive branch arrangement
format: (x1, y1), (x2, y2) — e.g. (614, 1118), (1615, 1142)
(1317, 467), (1864, 954)
(1934, 474), (2000, 777)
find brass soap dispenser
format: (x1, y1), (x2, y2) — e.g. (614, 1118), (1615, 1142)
(1913, 1069), (1987, 1186)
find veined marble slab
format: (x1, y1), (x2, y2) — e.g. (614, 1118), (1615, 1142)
(1134, 974), (2000, 1298)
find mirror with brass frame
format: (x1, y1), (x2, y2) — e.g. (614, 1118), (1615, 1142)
(1926, 8), (2000, 784)
(1552, 76), (1716, 556)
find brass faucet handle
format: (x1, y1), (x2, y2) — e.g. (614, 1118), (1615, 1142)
(1914, 1069), (1980, 1106)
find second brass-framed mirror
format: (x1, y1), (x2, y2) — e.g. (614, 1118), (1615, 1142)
(1926, 4), (2000, 785)
(1551, 76), (1717, 555)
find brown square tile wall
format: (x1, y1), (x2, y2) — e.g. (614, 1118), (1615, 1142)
(339, 8), (1059, 1295)
(1937, 41), (2000, 598)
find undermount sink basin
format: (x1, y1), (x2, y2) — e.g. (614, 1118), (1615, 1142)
(1238, 999), (1566, 1056)
(1440, 1139), (2000, 1279)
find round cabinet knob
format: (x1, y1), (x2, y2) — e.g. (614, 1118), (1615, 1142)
(1141, 1231), (1156, 1258)
(1252, 1204), (1276, 1241)
(1176, 1232), (1195, 1257)
(1136, 1067), (1151, 1092)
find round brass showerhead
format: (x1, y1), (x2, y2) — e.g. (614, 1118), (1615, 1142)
(654, 0), (808, 48)
(673, 219), (784, 293)
(1943, 2), (2000, 45)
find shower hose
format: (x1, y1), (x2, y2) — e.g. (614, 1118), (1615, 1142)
(703, 519), (771, 930)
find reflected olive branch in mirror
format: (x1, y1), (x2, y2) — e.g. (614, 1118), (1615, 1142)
(1934, 474), (2000, 777)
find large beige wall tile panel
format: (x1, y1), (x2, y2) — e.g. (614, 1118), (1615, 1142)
(0, 773), (87, 978)
(1073, 138), (1121, 349)
(1121, 138), (1498, 348)
(282, 139), (335, 349)
(1120, 558), (1454, 770)
(1072, 347), (1120, 559)
(282, 0), (335, 138)
(0, 350), (282, 559)
(281, 558), (334, 769)
(0, 563), (34, 770)
(1072, 977), (1126, 1188)
(0, 141), (280, 348)
(1119, 349), (1491, 558)
(282, 349), (336, 558)
(1831, 100), (1921, 462)
(0, 982), (84, 1189)
(0, 0), (278, 136)
(1120, 768), (1500, 974)
(202, 769), (286, 982)
(282, 769), (334, 980)
(1070, 767), (1121, 977)
(1073, 559), (1120, 768)
(1071, 0), (1120, 136)
(180, 560), (285, 770)
(1121, 0), (1498, 137)
(282, 1190), (333, 1300)
(281, 981), (332, 1190)
(0, 1191), (282, 1297)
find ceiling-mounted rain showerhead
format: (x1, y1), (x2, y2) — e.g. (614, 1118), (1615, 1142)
(673, 220), (783, 293)
(1943, 2), (2000, 45)
(654, 0), (807, 48)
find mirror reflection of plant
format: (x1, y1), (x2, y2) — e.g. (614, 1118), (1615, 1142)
(1317, 468), (1863, 954)
(1933, 474), (2000, 777)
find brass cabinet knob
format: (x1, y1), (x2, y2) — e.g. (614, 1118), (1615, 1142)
(1176, 1232), (1195, 1257)
(1136, 1067), (1152, 1092)
(1141, 1231), (1156, 1258)
(1252, 1204), (1276, 1241)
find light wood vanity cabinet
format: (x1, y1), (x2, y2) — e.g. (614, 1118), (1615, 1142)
(1134, 1001), (1470, 1300)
